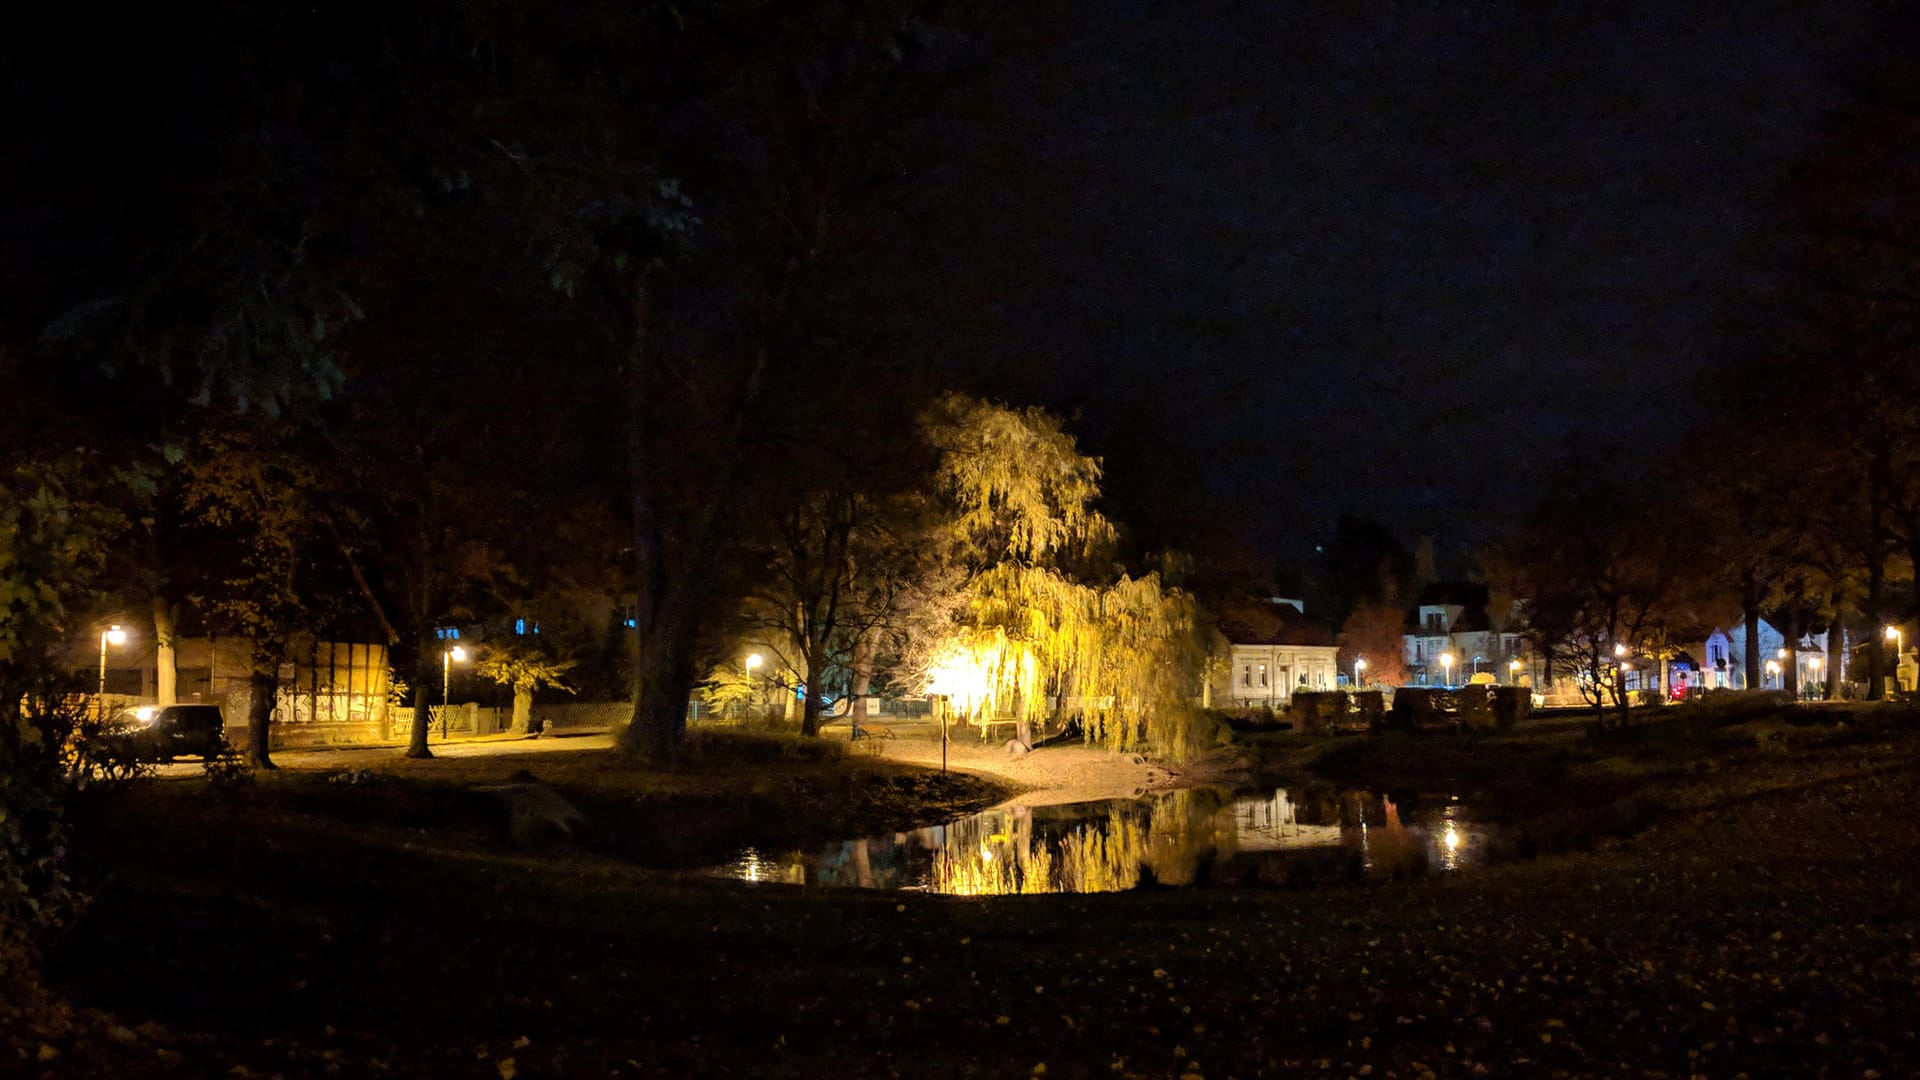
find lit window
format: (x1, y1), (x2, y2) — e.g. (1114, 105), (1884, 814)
(1258, 664), (1268, 687)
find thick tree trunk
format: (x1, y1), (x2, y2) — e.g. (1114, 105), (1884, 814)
(1743, 602), (1762, 691)
(621, 623), (697, 760)
(847, 636), (876, 727)
(152, 597), (178, 705)
(407, 644), (436, 759)
(511, 687), (533, 734)
(246, 646), (278, 769)
(1784, 607), (1801, 698)
(800, 689), (825, 738)
(1866, 563), (1886, 701)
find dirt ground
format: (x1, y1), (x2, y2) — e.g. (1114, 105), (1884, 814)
(20, 703), (1920, 1078)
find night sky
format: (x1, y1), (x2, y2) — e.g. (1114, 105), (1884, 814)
(924, 2), (1865, 561)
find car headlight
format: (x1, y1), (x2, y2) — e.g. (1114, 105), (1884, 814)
(134, 707), (158, 726)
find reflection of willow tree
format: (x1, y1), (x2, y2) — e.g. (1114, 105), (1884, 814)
(922, 395), (1211, 760)
(1144, 788), (1231, 886)
(929, 803), (1152, 896)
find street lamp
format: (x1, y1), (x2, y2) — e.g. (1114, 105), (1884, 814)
(1509, 658), (1523, 683)
(1614, 642), (1628, 659)
(744, 652), (766, 720)
(441, 644), (468, 739)
(1808, 655), (1822, 699)
(1438, 651), (1454, 687)
(1892, 625), (1909, 692)
(1764, 658), (1781, 689)
(97, 624), (129, 715)
(1353, 657), (1367, 687)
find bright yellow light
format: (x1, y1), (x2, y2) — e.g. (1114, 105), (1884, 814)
(1809, 657), (1822, 670)
(449, 645), (467, 663)
(745, 652), (764, 671)
(1777, 648), (1788, 660)
(1443, 823), (1460, 852)
(1439, 651), (1453, 667)
(134, 706), (157, 724)
(979, 844), (996, 863)
(1765, 659), (1780, 675)
(104, 625), (127, 646)
(925, 641), (993, 709)
(1888, 625), (1902, 643)
(1620, 662), (1631, 673)
(1355, 658), (1367, 670)
(1509, 659), (1521, 671)
(1614, 642), (1628, 657)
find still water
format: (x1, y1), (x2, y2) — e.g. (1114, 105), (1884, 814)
(712, 788), (1489, 895)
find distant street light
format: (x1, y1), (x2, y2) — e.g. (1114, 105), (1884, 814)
(1808, 655), (1823, 698)
(1614, 642), (1628, 658)
(1892, 625), (1909, 692)
(442, 644), (468, 739)
(1354, 657), (1367, 686)
(97, 624), (129, 715)
(1439, 651), (1454, 687)
(1764, 658), (1781, 689)
(1509, 658), (1523, 683)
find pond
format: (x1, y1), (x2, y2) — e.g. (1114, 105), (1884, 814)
(709, 787), (1493, 895)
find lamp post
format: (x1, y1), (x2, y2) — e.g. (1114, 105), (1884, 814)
(1353, 657), (1367, 687)
(1509, 658), (1523, 684)
(744, 652), (764, 720)
(97, 624), (129, 717)
(1438, 651), (1454, 688)
(1889, 625), (1907, 692)
(1764, 658), (1781, 690)
(1808, 655), (1822, 700)
(441, 644), (467, 739)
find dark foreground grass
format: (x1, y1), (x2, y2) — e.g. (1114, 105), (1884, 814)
(19, 710), (1920, 1077)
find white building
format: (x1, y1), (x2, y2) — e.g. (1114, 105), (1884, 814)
(1211, 639), (1341, 708)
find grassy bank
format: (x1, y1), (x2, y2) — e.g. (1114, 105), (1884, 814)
(18, 707), (1920, 1076)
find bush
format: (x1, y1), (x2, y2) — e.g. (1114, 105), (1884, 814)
(1348, 690), (1386, 731)
(1, 689), (91, 965)
(203, 744), (255, 793)
(1389, 687), (1459, 732)
(1456, 685), (1496, 731)
(1682, 689), (1793, 725)
(1288, 691), (1350, 735)
(1490, 686), (1531, 731)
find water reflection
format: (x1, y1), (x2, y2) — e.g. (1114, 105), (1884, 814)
(712, 788), (1491, 895)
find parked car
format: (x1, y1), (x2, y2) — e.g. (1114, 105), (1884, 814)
(105, 703), (228, 763)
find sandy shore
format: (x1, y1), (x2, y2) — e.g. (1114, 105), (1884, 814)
(841, 717), (1232, 806)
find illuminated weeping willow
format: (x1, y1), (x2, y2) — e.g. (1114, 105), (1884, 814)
(919, 395), (1213, 761)
(927, 564), (1211, 760)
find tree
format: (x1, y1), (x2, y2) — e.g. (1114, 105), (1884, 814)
(475, 646), (576, 735)
(1505, 458), (1696, 722)
(177, 420), (335, 767)
(1337, 600), (1410, 688)
(916, 395), (1211, 759)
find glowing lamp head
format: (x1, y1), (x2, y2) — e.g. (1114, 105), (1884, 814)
(1889, 625), (1902, 643)
(1613, 642), (1628, 658)
(1777, 648), (1788, 660)
(104, 625), (127, 646)
(1765, 659), (1780, 675)
(1809, 656), (1822, 670)
(449, 645), (467, 663)
(745, 652), (764, 671)
(1354, 658), (1367, 671)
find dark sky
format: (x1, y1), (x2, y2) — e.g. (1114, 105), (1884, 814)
(926, 1), (1866, 563)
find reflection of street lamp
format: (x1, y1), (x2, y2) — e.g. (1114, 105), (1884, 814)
(1353, 657), (1367, 687)
(98, 624), (129, 713)
(1438, 651), (1454, 687)
(441, 645), (467, 739)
